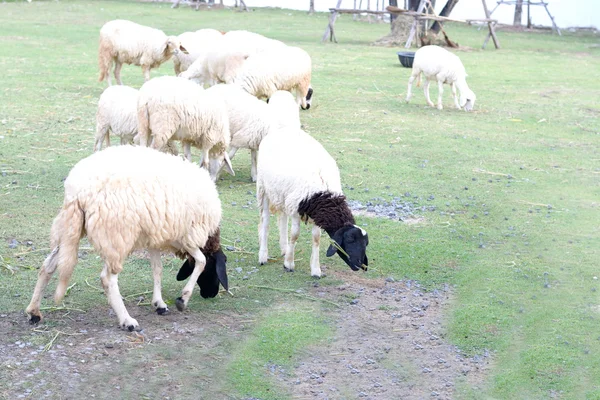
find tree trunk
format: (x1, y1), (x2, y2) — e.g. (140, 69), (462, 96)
(430, 0), (459, 34)
(513, 0), (523, 26)
(309, 0), (315, 14)
(389, 0), (398, 23)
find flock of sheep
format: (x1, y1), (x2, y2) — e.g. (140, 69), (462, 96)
(25, 19), (370, 332)
(25, 17), (477, 331)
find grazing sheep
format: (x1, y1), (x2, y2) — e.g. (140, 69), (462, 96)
(203, 84), (273, 182)
(405, 45), (476, 111)
(234, 45), (314, 110)
(256, 128), (369, 278)
(136, 76), (234, 180)
(180, 48), (251, 87)
(25, 146), (229, 331)
(172, 28), (225, 75)
(94, 85), (179, 155)
(179, 30), (285, 87)
(94, 85), (139, 152)
(98, 19), (188, 85)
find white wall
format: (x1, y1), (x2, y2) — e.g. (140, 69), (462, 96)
(223, 0), (599, 29)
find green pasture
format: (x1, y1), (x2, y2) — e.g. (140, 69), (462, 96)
(0, 1), (599, 398)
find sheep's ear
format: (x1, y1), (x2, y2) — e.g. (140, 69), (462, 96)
(326, 230), (344, 257)
(215, 249), (229, 291)
(176, 257), (195, 281)
(179, 44), (189, 55)
(363, 254), (368, 266)
(223, 152), (235, 176)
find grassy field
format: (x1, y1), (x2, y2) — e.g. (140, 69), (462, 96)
(1, 1), (599, 399)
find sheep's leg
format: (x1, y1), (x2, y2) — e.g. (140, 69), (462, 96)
(228, 146), (239, 160)
(25, 247), (60, 324)
(258, 196), (270, 265)
(148, 249), (168, 315)
(283, 215), (300, 272)
(142, 65), (151, 82)
(436, 81), (444, 110)
(184, 143), (192, 161)
(310, 225), (322, 278)
(114, 61), (123, 86)
(200, 148), (210, 170)
(424, 80), (435, 108)
(451, 83), (461, 109)
(250, 150), (258, 183)
(120, 136), (127, 146)
(175, 248), (206, 311)
(278, 213), (288, 256)
(100, 263), (140, 331)
(406, 75), (416, 103)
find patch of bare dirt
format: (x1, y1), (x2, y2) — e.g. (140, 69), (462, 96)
(0, 305), (246, 399)
(277, 272), (491, 399)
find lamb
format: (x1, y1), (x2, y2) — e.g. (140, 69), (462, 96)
(25, 146), (229, 331)
(234, 45), (314, 110)
(94, 85), (179, 155)
(172, 28), (225, 76)
(256, 128), (369, 278)
(405, 45), (476, 111)
(98, 19), (188, 85)
(136, 76), (234, 181)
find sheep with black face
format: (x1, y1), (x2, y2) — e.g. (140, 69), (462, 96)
(25, 146), (229, 332)
(256, 127), (369, 277)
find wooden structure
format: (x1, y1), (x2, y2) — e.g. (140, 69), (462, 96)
(323, 0), (500, 49)
(322, 0), (391, 43)
(483, 0), (561, 35)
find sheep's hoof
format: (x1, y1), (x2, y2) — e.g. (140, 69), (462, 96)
(283, 266), (294, 273)
(311, 274), (322, 279)
(29, 315), (41, 325)
(156, 307), (169, 315)
(175, 297), (186, 312)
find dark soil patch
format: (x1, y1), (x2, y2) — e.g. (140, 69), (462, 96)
(279, 271), (491, 399)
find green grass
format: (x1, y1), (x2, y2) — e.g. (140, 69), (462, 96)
(1, 1), (599, 398)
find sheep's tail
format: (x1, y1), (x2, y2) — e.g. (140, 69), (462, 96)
(98, 36), (112, 83)
(53, 200), (85, 304)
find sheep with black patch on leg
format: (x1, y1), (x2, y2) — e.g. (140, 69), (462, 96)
(256, 128), (369, 278)
(25, 146), (229, 332)
(405, 45), (476, 111)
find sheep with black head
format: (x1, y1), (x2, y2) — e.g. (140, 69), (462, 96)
(256, 128), (369, 277)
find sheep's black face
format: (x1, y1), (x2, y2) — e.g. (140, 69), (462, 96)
(326, 225), (369, 272)
(176, 249), (228, 298)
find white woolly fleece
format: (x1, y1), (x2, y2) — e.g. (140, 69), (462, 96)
(256, 128), (342, 217)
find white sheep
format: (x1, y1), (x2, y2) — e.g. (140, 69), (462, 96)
(405, 45), (476, 111)
(25, 146), (229, 331)
(98, 19), (188, 85)
(94, 85), (179, 155)
(202, 84), (273, 182)
(180, 48), (251, 87)
(172, 28), (225, 76)
(136, 76), (234, 180)
(94, 85), (139, 152)
(256, 128), (369, 278)
(234, 45), (314, 110)
(179, 30), (287, 88)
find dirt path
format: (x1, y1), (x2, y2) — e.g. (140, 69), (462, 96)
(0, 274), (490, 400)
